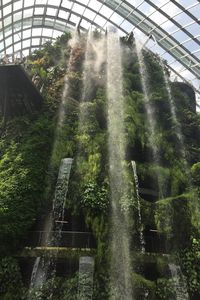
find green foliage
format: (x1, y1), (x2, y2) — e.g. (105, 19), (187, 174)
(155, 194), (192, 249)
(28, 274), (78, 300)
(82, 181), (108, 213)
(132, 273), (156, 300)
(0, 113), (53, 253)
(180, 238), (200, 295)
(155, 278), (176, 300)
(0, 257), (25, 299)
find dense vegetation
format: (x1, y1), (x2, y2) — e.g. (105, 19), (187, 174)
(0, 31), (199, 299)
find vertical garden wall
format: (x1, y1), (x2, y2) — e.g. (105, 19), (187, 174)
(0, 31), (199, 300)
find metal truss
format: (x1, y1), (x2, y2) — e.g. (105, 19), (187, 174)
(0, 0), (199, 94)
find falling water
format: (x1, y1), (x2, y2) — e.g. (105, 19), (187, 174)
(168, 263), (189, 300)
(28, 158), (73, 299)
(78, 29), (106, 151)
(161, 62), (187, 158)
(160, 63), (193, 184)
(135, 39), (164, 199)
(55, 32), (80, 128)
(107, 28), (134, 299)
(78, 256), (95, 299)
(81, 28), (95, 102)
(131, 161), (145, 253)
(28, 33), (79, 299)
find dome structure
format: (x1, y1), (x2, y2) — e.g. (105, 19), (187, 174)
(0, 0), (199, 97)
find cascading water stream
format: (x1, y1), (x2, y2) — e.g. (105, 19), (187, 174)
(135, 39), (164, 199)
(131, 161), (145, 253)
(78, 28), (106, 128)
(168, 263), (189, 300)
(28, 158), (73, 299)
(28, 33), (79, 299)
(160, 62), (192, 181)
(107, 28), (134, 300)
(81, 28), (94, 102)
(78, 256), (95, 300)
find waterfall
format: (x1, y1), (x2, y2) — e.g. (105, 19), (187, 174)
(81, 28), (94, 102)
(28, 158), (73, 299)
(79, 29), (106, 121)
(28, 32), (80, 298)
(168, 263), (189, 300)
(78, 256), (95, 299)
(160, 63), (191, 181)
(107, 28), (134, 300)
(131, 161), (145, 253)
(135, 39), (164, 199)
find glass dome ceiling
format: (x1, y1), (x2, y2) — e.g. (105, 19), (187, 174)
(0, 0), (199, 96)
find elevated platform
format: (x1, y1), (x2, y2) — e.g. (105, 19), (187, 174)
(0, 64), (43, 120)
(19, 246), (96, 259)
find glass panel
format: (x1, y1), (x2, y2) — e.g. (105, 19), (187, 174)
(34, 7), (45, 15)
(70, 14), (80, 24)
(172, 31), (190, 42)
(188, 4), (200, 19)
(3, 5), (12, 16)
(24, 8), (34, 18)
(73, 4), (85, 15)
(47, 7), (57, 16)
(161, 21), (179, 34)
(178, 0), (199, 8)
(186, 22), (200, 35)
(137, 2), (154, 15)
(4, 15), (12, 26)
(174, 12), (194, 26)
(48, 0), (61, 5)
(93, 14), (105, 26)
(5, 28), (12, 37)
(14, 42), (21, 51)
(5, 36), (12, 47)
(24, 0), (35, 8)
(14, 33), (21, 42)
(110, 12), (124, 24)
(23, 29), (31, 39)
(14, 0), (23, 11)
(53, 30), (62, 39)
(13, 12), (22, 22)
(99, 5), (113, 18)
(58, 10), (69, 20)
(80, 19), (90, 30)
(23, 49), (29, 56)
(6, 46), (13, 54)
(62, 0), (72, 9)
(44, 18), (55, 27)
(149, 11), (168, 25)
(35, 0), (47, 4)
(184, 40), (200, 53)
(32, 38), (40, 45)
(2, 0), (11, 5)
(120, 20), (133, 32)
(32, 28), (42, 36)
(43, 28), (53, 37)
(23, 39), (31, 48)
(89, 0), (102, 11)
(0, 41), (4, 50)
(84, 8), (96, 20)
(160, 2), (182, 16)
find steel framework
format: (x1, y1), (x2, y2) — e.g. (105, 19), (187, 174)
(0, 0), (199, 93)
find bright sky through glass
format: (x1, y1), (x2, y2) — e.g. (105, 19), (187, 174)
(0, 0), (199, 101)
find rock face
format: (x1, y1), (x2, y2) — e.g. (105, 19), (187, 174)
(0, 65), (43, 120)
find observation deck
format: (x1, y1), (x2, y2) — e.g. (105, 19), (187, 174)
(0, 64), (43, 120)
